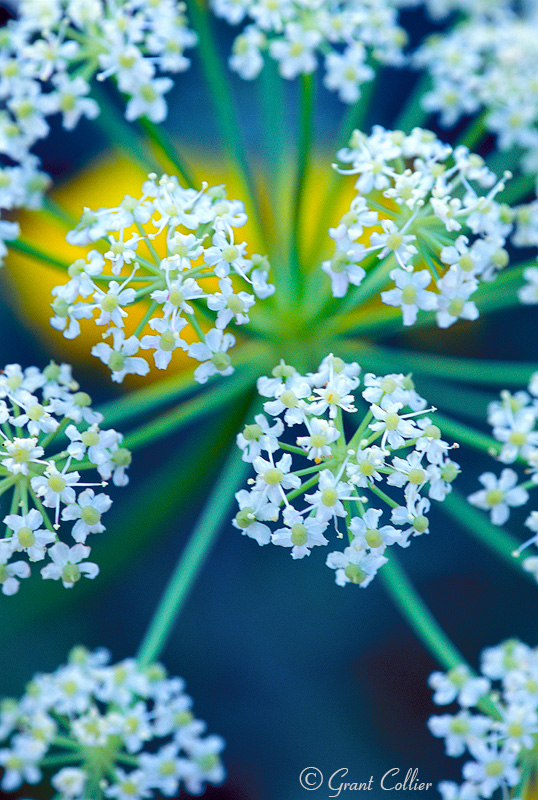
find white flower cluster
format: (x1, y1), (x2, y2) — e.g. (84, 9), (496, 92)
(211, 0), (406, 102)
(50, 174), (274, 384)
(0, 362), (131, 596)
(399, 0), (511, 21)
(513, 190), (538, 305)
(468, 372), (538, 581)
(428, 639), (538, 800)
(233, 354), (460, 587)
(415, 5), (538, 172)
(0, 0), (197, 261)
(0, 646), (225, 798)
(324, 126), (516, 328)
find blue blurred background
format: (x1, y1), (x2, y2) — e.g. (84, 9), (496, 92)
(1, 3), (538, 798)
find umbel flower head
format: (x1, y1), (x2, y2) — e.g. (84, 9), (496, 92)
(0, 646), (225, 799)
(428, 639), (538, 800)
(0, 0), (197, 235)
(415, 3), (538, 172)
(468, 370), (538, 582)
(0, 362), (131, 595)
(211, 0), (407, 101)
(325, 126), (519, 328)
(234, 354), (460, 587)
(50, 174), (274, 384)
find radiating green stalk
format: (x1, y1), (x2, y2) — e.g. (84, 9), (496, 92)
(393, 73), (432, 133)
(136, 443), (249, 666)
(499, 173), (536, 204)
(369, 483), (397, 509)
(381, 556), (467, 669)
(406, 377), (493, 423)
(333, 260), (532, 338)
(133, 300), (159, 337)
(338, 340), (538, 387)
(289, 73), (315, 300)
(443, 491), (532, 578)
(454, 109), (488, 150)
(433, 412), (501, 455)
(305, 69), (378, 268)
(122, 365), (259, 451)
(90, 85), (161, 172)
(336, 254), (396, 318)
(0, 416), (241, 638)
(98, 341), (266, 426)
(185, 0), (266, 249)
(42, 197), (78, 228)
(138, 118), (195, 187)
(380, 556), (501, 720)
(7, 239), (71, 272)
(257, 58), (288, 276)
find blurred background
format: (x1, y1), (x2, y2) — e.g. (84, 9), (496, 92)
(1, 2), (538, 798)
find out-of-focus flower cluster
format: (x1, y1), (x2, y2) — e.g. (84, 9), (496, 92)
(415, 3), (538, 173)
(0, 646), (225, 798)
(324, 126), (518, 328)
(0, 362), (130, 595)
(0, 0), (197, 258)
(468, 372), (538, 583)
(210, 0), (406, 102)
(514, 188), (538, 305)
(233, 354), (460, 587)
(428, 639), (538, 800)
(401, 0), (510, 20)
(50, 174), (274, 384)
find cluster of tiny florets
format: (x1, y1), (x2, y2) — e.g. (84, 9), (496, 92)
(468, 371), (538, 583)
(324, 126), (518, 328)
(415, 5), (538, 172)
(428, 639), (538, 800)
(0, 646), (225, 798)
(50, 173), (274, 384)
(0, 362), (131, 595)
(0, 0), (197, 260)
(211, 0), (406, 102)
(234, 354), (460, 587)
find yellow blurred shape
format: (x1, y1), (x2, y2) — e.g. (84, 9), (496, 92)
(5, 146), (361, 386)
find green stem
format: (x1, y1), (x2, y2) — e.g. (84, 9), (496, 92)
(304, 67), (379, 268)
(286, 473), (320, 503)
(289, 73), (315, 299)
(90, 84), (160, 172)
(443, 490), (533, 578)
(122, 366), (259, 451)
(137, 118), (195, 187)
(499, 173), (536, 204)
(369, 483), (398, 509)
(41, 417), (71, 451)
(185, 0), (266, 249)
(97, 341), (266, 427)
(136, 444), (249, 666)
(41, 753), (84, 767)
(348, 410), (374, 451)
(380, 556), (501, 720)
(338, 340), (538, 387)
(433, 412), (501, 455)
(189, 314), (206, 343)
(393, 73), (432, 133)
(42, 197), (78, 228)
(7, 239), (71, 272)
(133, 300), (158, 337)
(28, 488), (56, 535)
(454, 109), (488, 151)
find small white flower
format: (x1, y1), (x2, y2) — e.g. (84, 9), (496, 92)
(468, 469), (529, 525)
(41, 542), (99, 587)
